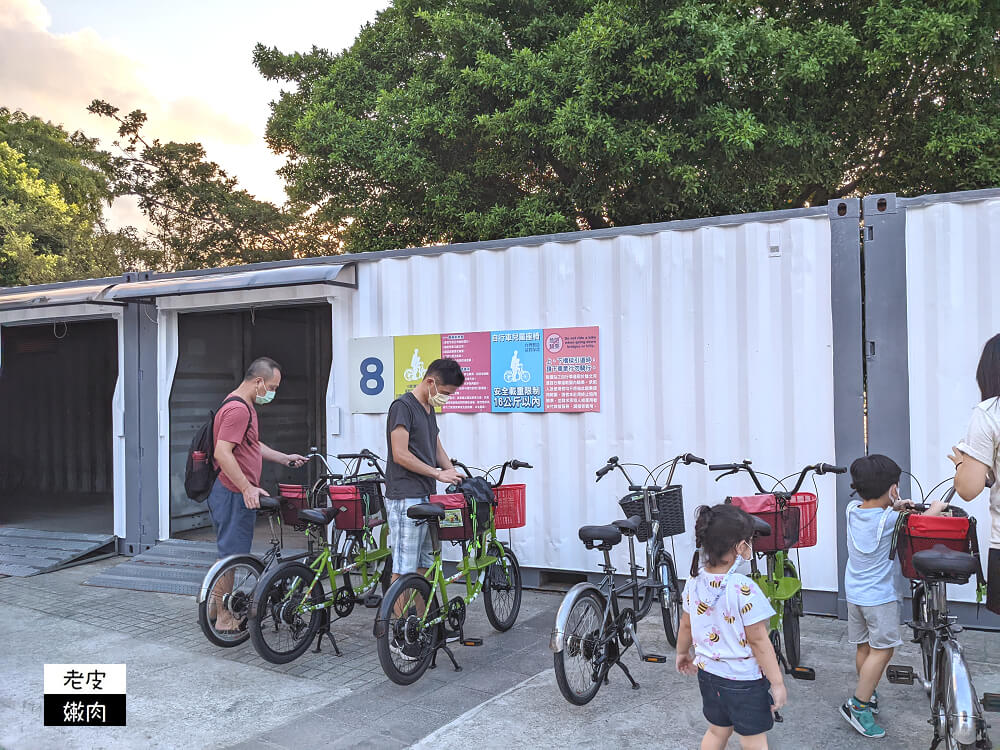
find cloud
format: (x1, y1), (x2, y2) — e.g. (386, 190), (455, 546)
(0, 0), (272, 208)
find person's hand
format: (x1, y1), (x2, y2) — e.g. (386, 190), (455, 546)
(242, 486), (264, 510)
(285, 454), (307, 468)
(948, 446), (967, 468)
(892, 497), (915, 511)
(437, 468), (463, 485)
(771, 681), (788, 711)
(675, 650), (697, 676)
(928, 500), (949, 515)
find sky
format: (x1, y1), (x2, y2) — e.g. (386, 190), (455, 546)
(0, 0), (390, 224)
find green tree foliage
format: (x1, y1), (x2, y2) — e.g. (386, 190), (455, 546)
(89, 101), (339, 270)
(256, 0), (1000, 252)
(0, 109), (159, 286)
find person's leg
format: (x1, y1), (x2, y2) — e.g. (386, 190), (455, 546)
(857, 646), (893, 702)
(855, 642), (870, 677)
(212, 484), (255, 630)
(701, 724), (733, 750)
(736, 733), (768, 750)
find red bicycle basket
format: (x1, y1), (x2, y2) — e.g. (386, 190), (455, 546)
(493, 484), (526, 529)
(896, 514), (972, 580)
(729, 494), (801, 552)
(789, 492), (818, 549)
(329, 485), (365, 530)
(277, 483), (308, 526)
(430, 493), (473, 541)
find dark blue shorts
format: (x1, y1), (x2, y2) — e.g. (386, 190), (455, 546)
(697, 669), (774, 737)
(206, 478), (255, 558)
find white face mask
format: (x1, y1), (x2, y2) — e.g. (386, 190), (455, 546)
(429, 381), (450, 408)
(733, 540), (753, 575)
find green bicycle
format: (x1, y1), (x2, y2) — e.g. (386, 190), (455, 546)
(709, 460), (845, 702)
(374, 458), (532, 685)
(248, 449), (393, 664)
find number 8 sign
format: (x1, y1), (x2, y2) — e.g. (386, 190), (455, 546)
(348, 337), (394, 413)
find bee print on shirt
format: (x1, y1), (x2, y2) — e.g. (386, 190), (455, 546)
(739, 583), (752, 596)
(695, 659), (707, 671)
(738, 632), (748, 647)
(696, 600), (710, 616)
(740, 601), (754, 615)
(723, 611), (736, 624)
(706, 626), (721, 644)
(708, 577), (723, 589)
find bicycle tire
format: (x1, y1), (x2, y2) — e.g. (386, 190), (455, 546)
(783, 561), (802, 668)
(248, 561), (325, 664)
(375, 573), (438, 685)
(553, 589), (608, 706)
(198, 555), (264, 648)
(484, 543), (522, 631)
(913, 585), (934, 692)
(658, 552), (682, 647)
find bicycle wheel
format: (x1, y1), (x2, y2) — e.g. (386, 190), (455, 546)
(375, 573), (438, 685)
(248, 561), (325, 664)
(913, 585), (934, 691)
(198, 555), (264, 647)
(343, 535), (392, 597)
(658, 552), (682, 647)
(553, 589), (608, 705)
(782, 561), (802, 668)
(484, 543), (522, 631)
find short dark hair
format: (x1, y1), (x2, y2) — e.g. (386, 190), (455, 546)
(244, 357), (282, 382)
(426, 358), (465, 387)
(690, 503), (755, 577)
(849, 454), (902, 500)
(976, 333), (1000, 402)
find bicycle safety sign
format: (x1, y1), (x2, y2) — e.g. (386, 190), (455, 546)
(348, 327), (600, 414)
(44, 663), (126, 726)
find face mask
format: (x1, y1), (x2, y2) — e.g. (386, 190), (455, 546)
(255, 381), (276, 405)
(733, 541), (753, 575)
(429, 382), (450, 408)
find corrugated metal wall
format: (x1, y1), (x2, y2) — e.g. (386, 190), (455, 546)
(168, 306), (331, 532)
(329, 211), (840, 591)
(0, 320), (117, 498)
(905, 194), (1000, 603)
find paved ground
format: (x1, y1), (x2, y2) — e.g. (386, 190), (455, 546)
(1, 556), (999, 749)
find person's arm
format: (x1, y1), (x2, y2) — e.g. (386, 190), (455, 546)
(259, 442), (306, 468)
(214, 440), (262, 509)
(675, 612), (696, 676)
(746, 620), (787, 709)
(949, 446), (991, 501)
(390, 426), (463, 485)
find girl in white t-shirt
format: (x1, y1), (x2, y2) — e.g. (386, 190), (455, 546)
(677, 503), (786, 750)
(950, 332), (1000, 614)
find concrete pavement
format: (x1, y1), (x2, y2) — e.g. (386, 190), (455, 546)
(2, 556), (999, 749)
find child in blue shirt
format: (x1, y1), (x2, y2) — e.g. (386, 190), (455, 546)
(677, 503), (785, 750)
(842, 454), (946, 739)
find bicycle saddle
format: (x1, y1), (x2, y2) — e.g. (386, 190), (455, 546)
(578, 524), (623, 548)
(612, 515), (643, 536)
(257, 496), (280, 512)
(912, 544), (977, 583)
(298, 506), (342, 526)
(407, 503), (446, 521)
(752, 516), (772, 537)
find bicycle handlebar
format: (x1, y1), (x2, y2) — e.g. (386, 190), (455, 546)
(710, 460), (846, 495)
(449, 458), (533, 487)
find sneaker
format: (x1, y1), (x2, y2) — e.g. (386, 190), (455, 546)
(389, 639), (420, 662)
(869, 690), (879, 715)
(840, 700), (886, 738)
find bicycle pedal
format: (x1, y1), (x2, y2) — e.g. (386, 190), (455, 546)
(642, 654), (667, 664)
(790, 666), (815, 681)
(886, 664), (914, 685)
(362, 594), (382, 609)
(461, 638), (483, 647)
(982, 693), (1000, 712)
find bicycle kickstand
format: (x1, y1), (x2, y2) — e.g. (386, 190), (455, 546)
(615, 659), (640, 691)
(431, 641), (462, 673)
(312, 611), (343, 656)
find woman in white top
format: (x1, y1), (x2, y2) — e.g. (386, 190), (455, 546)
(949, 333), (1000, 614)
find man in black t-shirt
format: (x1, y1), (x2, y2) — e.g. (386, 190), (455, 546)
(385, 358), (465, 583)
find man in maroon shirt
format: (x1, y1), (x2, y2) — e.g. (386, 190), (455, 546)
(208, 357), (306, 631)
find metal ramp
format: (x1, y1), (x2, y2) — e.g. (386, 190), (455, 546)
(0, 528), (117, 577)
(83, 539), (218, 596)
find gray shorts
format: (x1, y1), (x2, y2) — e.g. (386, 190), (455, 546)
(385, 497), (435, 575)
(847, 601), (903, 649)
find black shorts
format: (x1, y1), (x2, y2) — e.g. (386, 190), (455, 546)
(697, 669), (774, 737)
(987, 548), (1000, 616)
